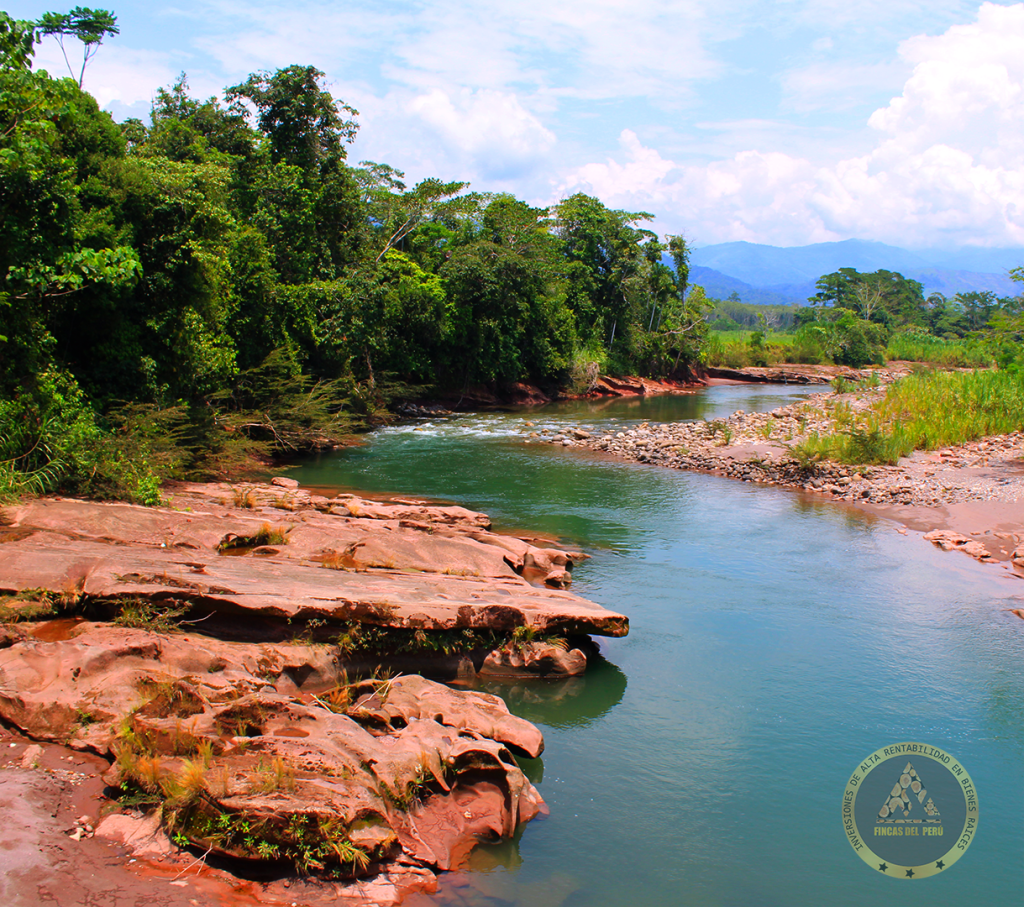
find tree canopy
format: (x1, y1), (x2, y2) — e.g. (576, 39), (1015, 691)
(0, 18), (712, 501)
(37, 6), (118, 86)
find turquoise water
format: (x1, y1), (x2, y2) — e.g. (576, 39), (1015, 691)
(288, 386), (1024, 907)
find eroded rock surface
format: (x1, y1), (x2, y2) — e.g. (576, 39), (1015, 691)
(0, 620), (545, 895)
(0, 482), (628, 901)
(0, 484), (627, 642)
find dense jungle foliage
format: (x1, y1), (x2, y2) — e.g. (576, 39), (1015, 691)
(0, 10), (709, 501)
(2, 10), (1022, 503)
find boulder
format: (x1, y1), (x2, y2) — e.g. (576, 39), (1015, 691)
(480, 640), (588, 678)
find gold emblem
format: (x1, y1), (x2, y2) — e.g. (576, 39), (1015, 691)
(842, 742), (977, 879)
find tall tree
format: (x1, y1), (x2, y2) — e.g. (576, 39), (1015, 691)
(0, 11), (38, 70)
(226, 65), (357, 173)
(37, 7), (118, 87)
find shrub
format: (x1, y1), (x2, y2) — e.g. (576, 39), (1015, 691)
(0, 369), (163, 504)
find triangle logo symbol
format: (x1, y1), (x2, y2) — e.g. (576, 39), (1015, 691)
(876, 761), (941, 823)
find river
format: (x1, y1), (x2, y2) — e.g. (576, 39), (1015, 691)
(287, 385), (1024, 907)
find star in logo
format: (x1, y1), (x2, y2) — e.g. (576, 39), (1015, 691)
(878, 863), (888, 872)
(936, 860), (945, 870)
(905, 869), (915, 878)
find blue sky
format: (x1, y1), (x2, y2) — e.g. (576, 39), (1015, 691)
(12, 1), (1024, 249)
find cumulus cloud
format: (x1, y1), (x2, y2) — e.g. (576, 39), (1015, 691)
(561, 2), (1024, 247)
(408, 89), (555, 176)
(388, 88), (554, 184)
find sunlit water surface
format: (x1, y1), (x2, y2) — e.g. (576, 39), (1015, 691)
(287, 386), (1024, 907)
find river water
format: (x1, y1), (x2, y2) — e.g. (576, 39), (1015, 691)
(287, 385), (1024, 907)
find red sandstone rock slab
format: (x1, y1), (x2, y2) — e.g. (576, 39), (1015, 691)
(0, 488), (628, 638)
(0, 534), (625, 635)
(347, 675), (544, 757)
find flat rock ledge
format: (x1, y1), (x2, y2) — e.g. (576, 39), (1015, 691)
(0, 482), (627, 660)
(0, 482), (628, 901)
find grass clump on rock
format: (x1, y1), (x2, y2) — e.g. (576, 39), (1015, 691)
(218, 522), (292, 551)
(334, 621), (506, 657)
(112, 597), (190, 632)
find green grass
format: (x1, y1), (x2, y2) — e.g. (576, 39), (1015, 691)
(218, 522), (291, 551)
(793, 369), (1024, 465)
(885, 332), (994, 368)
(112, 597), (190, 632)
(705, 331), (800, 368)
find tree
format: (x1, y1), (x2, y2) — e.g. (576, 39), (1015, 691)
(226, 65), (357, 173)
(955, 290), (998, 332)
(853, 280), (884, 321)
(809, 267), (924, 327)
(666, 234), (690, 301)
(0, 12), (38, 70)
(37, 7), (118, 88)
(147, 73), (255, 164)
(353, 165), (469, 263)
(552, 193), (654, 355)
(226, 67), (365, 279)
(809, 268), (860, 310)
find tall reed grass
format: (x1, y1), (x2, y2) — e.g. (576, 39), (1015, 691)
(884, 332), (993, 368)
(793, 369), (1024, 465)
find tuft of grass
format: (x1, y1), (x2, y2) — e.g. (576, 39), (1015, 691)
(218, 522), (292, 551)
(255, 522), (290, 546)
(174, 757), (210, 803)
(113, 598), (189, 633)
(319, 550), (351, 570)
(334, 622), (507, 657)
(253, 756), (296, 793)
(0, 590), (56, 624)
(135, 754), (164, 792)
(232, 486), (258, 509)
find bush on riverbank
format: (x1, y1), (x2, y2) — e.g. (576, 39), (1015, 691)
(794, 370), (1024, 465)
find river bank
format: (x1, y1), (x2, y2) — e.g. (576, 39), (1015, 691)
(399, 364), (876, 416)
(538, 384), (1024, 578)
(0, 482), (628, 906)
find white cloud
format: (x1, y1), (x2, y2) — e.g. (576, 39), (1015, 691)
(565, 130), (675, 202)
(561, 3), (1024, 247)
(868, 1), (1024, 162)
(781, 60), (910, 113)
(408, 88), (557, 179)
(178, 0), (723, 102)
(32, 43), (182, 109)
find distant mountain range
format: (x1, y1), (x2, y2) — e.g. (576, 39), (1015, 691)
(687, 239), (1023, 305)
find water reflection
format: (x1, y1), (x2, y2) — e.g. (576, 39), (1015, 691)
(407, 840), (584, 907)
(474, 655), (628, 730)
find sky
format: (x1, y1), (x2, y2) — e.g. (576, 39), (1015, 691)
(11, 0), (1024, 249)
